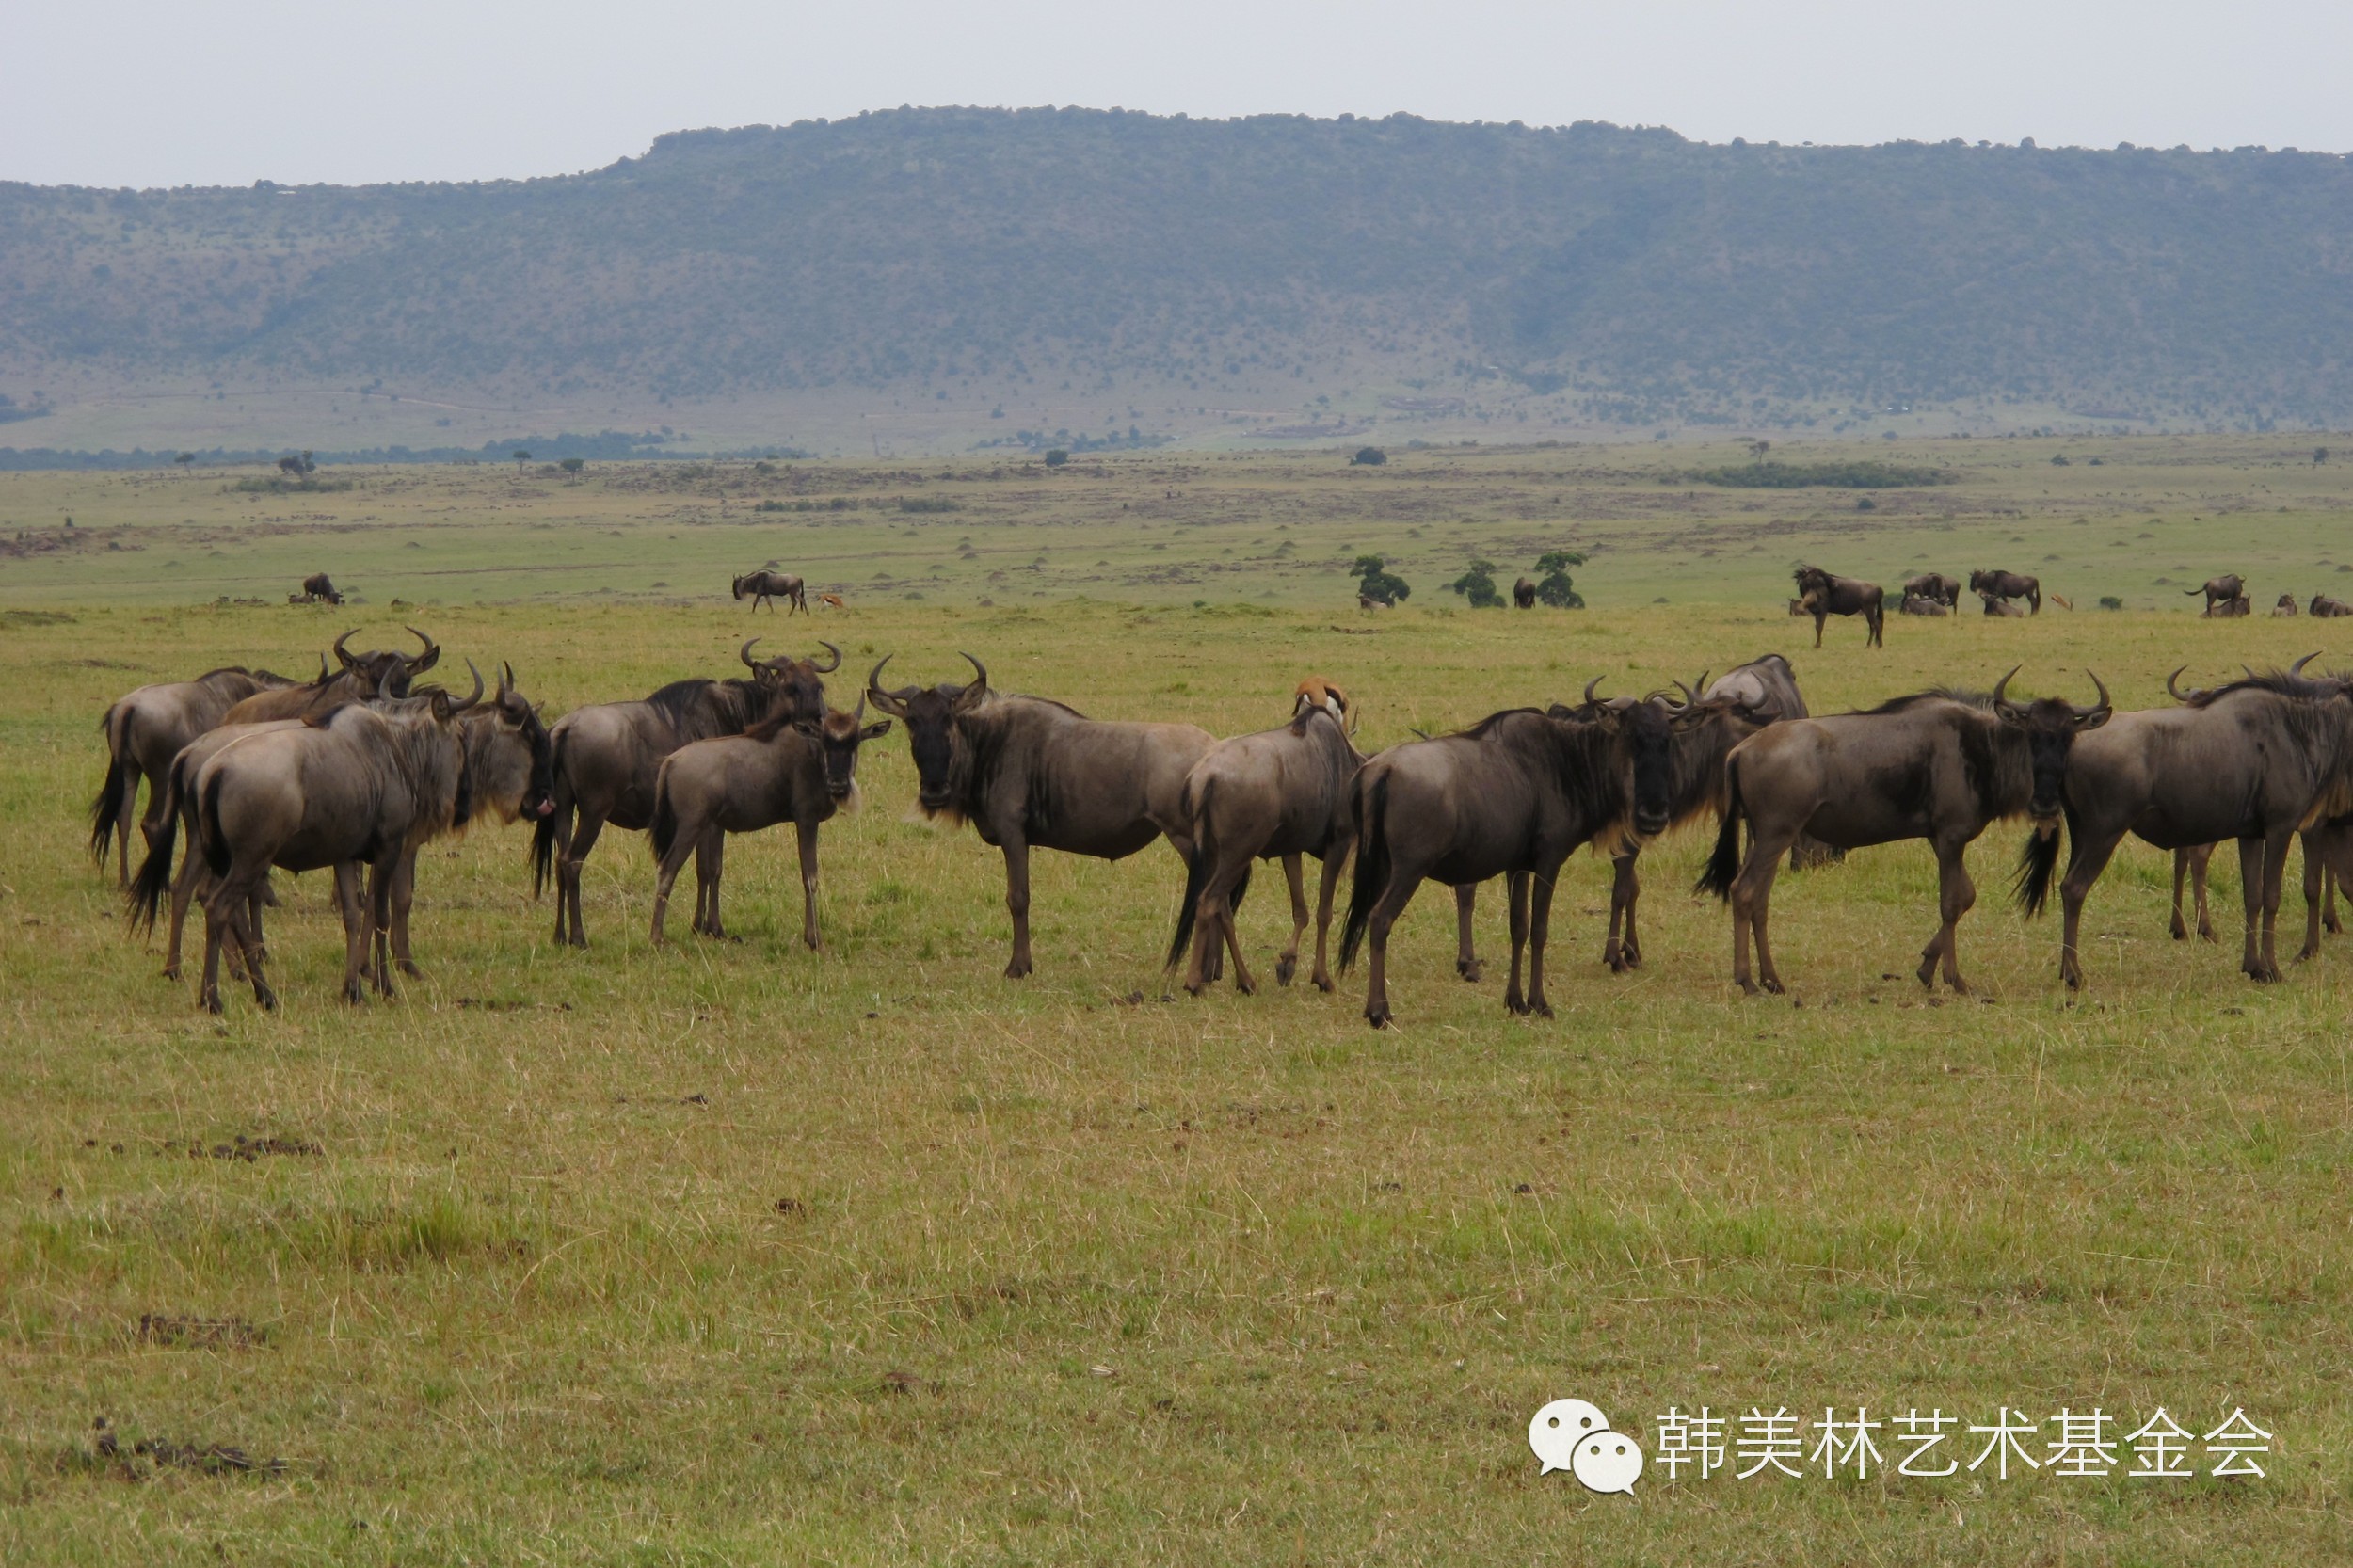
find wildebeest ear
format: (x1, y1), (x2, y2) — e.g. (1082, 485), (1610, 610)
(861, 719), (893, 741)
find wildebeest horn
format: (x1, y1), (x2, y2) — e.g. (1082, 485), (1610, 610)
(740, 637), (763, 670)
(312, 651), (329, 683)
(2167, 666), (2194, 702)
(2292, 651), (2321, 679)
(1582, 676), (1604, 708)
(440, 659), (486, 716)
(864, 656), (911, 717)
(2079, 670), (2112, 728)
(1672, 679), (1702, 709)
(499, 660), (516, 697)
(1992, 664), (2023, 717)
(953, 651), (991, 712)
(405, 626), (440, 673)
(332, 628), (360, 668)
(811, 641), (842, 674)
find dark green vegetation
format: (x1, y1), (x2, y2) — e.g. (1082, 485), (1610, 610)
(1689, 458), (1953, 488)
(7, 108), (2353, 440)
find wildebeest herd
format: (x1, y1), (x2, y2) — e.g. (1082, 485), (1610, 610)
(88, 629), (2353, 1026)
(1796, 563), (2348, 633)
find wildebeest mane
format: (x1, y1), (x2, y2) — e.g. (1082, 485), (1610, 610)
(1851, 687), (1993, 716)
(642, 676), (772, 737)
(2180, 666), (2344, 708)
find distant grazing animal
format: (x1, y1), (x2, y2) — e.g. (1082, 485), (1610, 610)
(2186, 574), (2245, 612)
(818, 593), (845, 611)
(2274, 593), (2300, 616)
(536, 639), (832, 946)
(1513, 576), (1537, 610)
(1701, 671), (2111, 995)
(1970, 569), (2041, 614)
(1903, 572), (1962, 608)
(1791, 566), (1884, 648)
(2204, 593), (2252, 618)
(648, 699), (890, 947)
(1787, 598), (1813, 616)
(732, 570), (807, 614)
(90, 664), (300, 886)
(2311, 593), (2353, 618)
(1900, 594), (1949, 616)
(1359, 594), (1389, 613)
(1979, 591), (2028, 617)
(1167, 691), (1365, 996)
(223, 628), (439, 724)
(297, 573), (344, 606)
(865, 654), (1215, 978)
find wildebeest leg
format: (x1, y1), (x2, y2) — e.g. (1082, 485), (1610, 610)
(1605, 850), (1641, 971)
(562, 812), (605, 948)
(334, 863), (372, 1004)
(1273, 853), (1309, 987)
(1308, 835), (1349, 993)
(1866, 604), (1884, 648)
(1169, 832), (1222, 983)
(2057, 832), (2123, 990)
(1361, 867), (1423, 1029)
(1503, 872), (1532, 1015)
(198, 894), (228, 1014)
(1919, 839), (1977, 993)
(648, 824), (693, 945)
(165, 843), (207, 982)
(695, 830), (726, 938)
(1729, 834), (1794, 995)
(2170, 848), (2193, 939)
(2241, 833), (2293, 982)
(1811, 610), (1827, 649)
(2327, 860), (2343, 936)
(1453, 884), (1482, 981)
(2299, 832), (2326, 960)
(1525, 862), (1561, 1017)
(367, 859), (399, 999)
(210, 868), (275, 1012)
(386, 850), (422, 977)
(795, 820), (823, 951)
(1002, 834), (1035, 979)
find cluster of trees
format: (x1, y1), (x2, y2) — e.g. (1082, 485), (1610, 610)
(1447, 551), (1587, 609)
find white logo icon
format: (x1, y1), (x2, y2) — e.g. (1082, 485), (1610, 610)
(1529, 1397), (1645, 1493)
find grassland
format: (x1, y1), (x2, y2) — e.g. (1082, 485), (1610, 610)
(3, 435), (2352, 1563)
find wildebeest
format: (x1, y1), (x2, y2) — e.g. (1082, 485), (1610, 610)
(2274, 593), (2300, 617)
(1902, 572), (1962, 609)
(90, 664), (301, 885)
(2186, 574), (2245, 613)
(222, 628), (440, 724)
(1359, 594), (1390, 613)
(1338, 696), (1688, 1026)
(128, 670), (488, 1012)
(1167, 688), (1364, 996)
(1513, 576), (1537, 610)
(2311, 593), (2353, 618)
(297, 572), (344, 606)
(1792, 566), (1885, 648)
(732, 570), (807, 614)
(1900, 594), (1950, 616)
(536, 639), (835, 946)
(2022, 658), (2353, 986)
(1979, 591), (2028, 618)
(648, 699), (890, 947)
(1700, 671), (2112, 994)
(1704, 653), (1841, 874)
(2204, 593), (2252, 618)
(865, 654), (1215, 978)
(1970, 569), (2041, 614)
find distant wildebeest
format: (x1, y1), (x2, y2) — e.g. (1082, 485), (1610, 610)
(2205, 593), (2252, 618)
(90, 664), (301, 885)
(129, 670), (488, 1013)
(223, 628), (440, 724)
(1513, 576), (1537, 610)
(865, 654), (1216, 978)
(2274, 593), (2300, 617)
(732, 570), (807, 614)
(1166, 681), (1364, 996)
(1979, 591), (2028, 618)
(648, 698), (890, 947)
(2186, 574), (2245, 612)
(1902, 572), (1962, 609)
(2021, 657), (2353, 987)
(1791, 566), (1884, 648)
(1338, 696), (1689, 1026)
(1359, 594), (1390, 613)
(1700, 671), (2112, 995)
(2311, 593), (2353, 618)
(297, 572), (344, 606)
(536, 639), (835, 946)
(1970, 569), (2041, 614)
(1900, 594), (1949, 616)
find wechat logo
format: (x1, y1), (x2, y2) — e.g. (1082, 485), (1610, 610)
(1529, 1398), (1645, 1494)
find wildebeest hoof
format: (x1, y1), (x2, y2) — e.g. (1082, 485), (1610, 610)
(1532, 1000), (1555, 1019)
(1364, 1006), (1393, 1030)
(1456, 959), (1483, 983)
(1504, 989), (1528, 1015)
(162, 964), (182, 982)
(1274, 955), (1297, 986)
(1004, 960), (1033, 980)
(1312, 972), (1335, 994)
(1761, 978), (1786, 995)
(256, 990), (279, 1012)
(398, 960), (424, 978)
(203, 995), (224, 1015)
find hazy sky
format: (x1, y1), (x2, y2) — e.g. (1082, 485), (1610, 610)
(9, 0), (2349, 188)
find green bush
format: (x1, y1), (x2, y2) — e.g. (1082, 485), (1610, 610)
(1447, 558), (1504, 608)
(1043, 449), (1070, 468)
(1532, 549), (1586, 608)
(1351, 446), (1387, 466)
(1352, 553), (1411, 605)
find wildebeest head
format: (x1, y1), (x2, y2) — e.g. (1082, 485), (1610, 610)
(744, 636), (840, 724)
(332, 625), (440, 698)
(1992, 666), (2112, 820)
(797, 696), (894, 802)
(1549, 677), (1717, 839)
(732, 574), (753, 600)
(866, 652), (990, 815)
(465, 662), (556, 822)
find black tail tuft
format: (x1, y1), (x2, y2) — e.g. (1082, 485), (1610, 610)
(1339, 774), (1390, 972)
(89, 755), (136, 868)
(650, 775), (678, 864)
(2013, 819), (2062, 917)
(531, 808), (558, 898)
(1696, 759), (1745, 901)
(198, 768), (232, 878)
(1166, 839), (1209, 970)
(126, 757), (184, 934)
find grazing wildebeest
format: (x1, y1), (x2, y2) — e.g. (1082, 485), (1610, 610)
(90, 664), (301, 885)
(1513, 576), (1537, 610)
(1903, 572), (1962, 609)
(296, 572), (344, 606)
(1792, 566), (1885, 648)
(2311, 593), (2353, 618)
(1970, 569), (2041, 614)
(1979, 591), (2028, 618)
(1900, 594), (1950, 616)
(864, 654), (1215, 978)
(1338, 696), (1685, 1026)
(733, 570), (807, 614)
(536, 639), (832, 946)
(1167, 688), (1365, 996)
(2021, 657), (2353, 987)
(2205, 593), (2252, 618)
(223, 628), (439, 724)
(2274, 593), (2300, 617)
(128, 671), (486, 1012)
(2186, 574), (2245, 613)
(1700, 670), (2112, 995)
(648, 699), (890, 947)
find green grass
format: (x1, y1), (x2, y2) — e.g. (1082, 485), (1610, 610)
(3, 435), (2351, 1562)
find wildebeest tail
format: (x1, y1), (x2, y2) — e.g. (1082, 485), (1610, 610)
(88, 706), (136, 867)
(1164, 779), (1212, 969)
(125, 754), (185, 935)
(650, 767), (679, 864)
(1338, 772), (1390, 972)
(1696, 757), (1745, 901)
(2013, 818), (2063, 917)
(531, 735), (571, 897)
(198, 767), (232, 878)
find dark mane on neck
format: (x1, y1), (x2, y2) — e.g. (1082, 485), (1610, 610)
(1852, 687), (1992, 716)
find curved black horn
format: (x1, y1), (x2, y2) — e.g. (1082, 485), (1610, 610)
(811, 641), (842, 675)
(1582, 676), (1604, 708)
(313, 651), (329, 684)
(740, 637), (763, 670)
(2167, 666), (2194, 702)
(2081, 669), (2112, 726)
(954, 651), (991, 712)
(864, 656), (910, 717)
(498, 660), (515, 698)
(2292, 650), (2321, 679)
(1991, 664), (2023, 716)
(405, 626), (440, 673)
(332, 628), (360, 669)
(447, 659), (486, 715)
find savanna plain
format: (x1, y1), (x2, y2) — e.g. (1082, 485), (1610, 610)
(3, 435), (2351, 1563)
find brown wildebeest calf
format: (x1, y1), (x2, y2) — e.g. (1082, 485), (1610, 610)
(2274, 593), (2300, 616)
(2204, 593), (2252, 618)
(732, 570), (807, 614)
(648, 699), (889, 947)
(1979, 591), (2028, 617)
(1701, 671), (2111, 995)
(1792, 565), (1884, 648)
(1903, 572), (1961, 608)
(2186, 574), (2245, 612)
